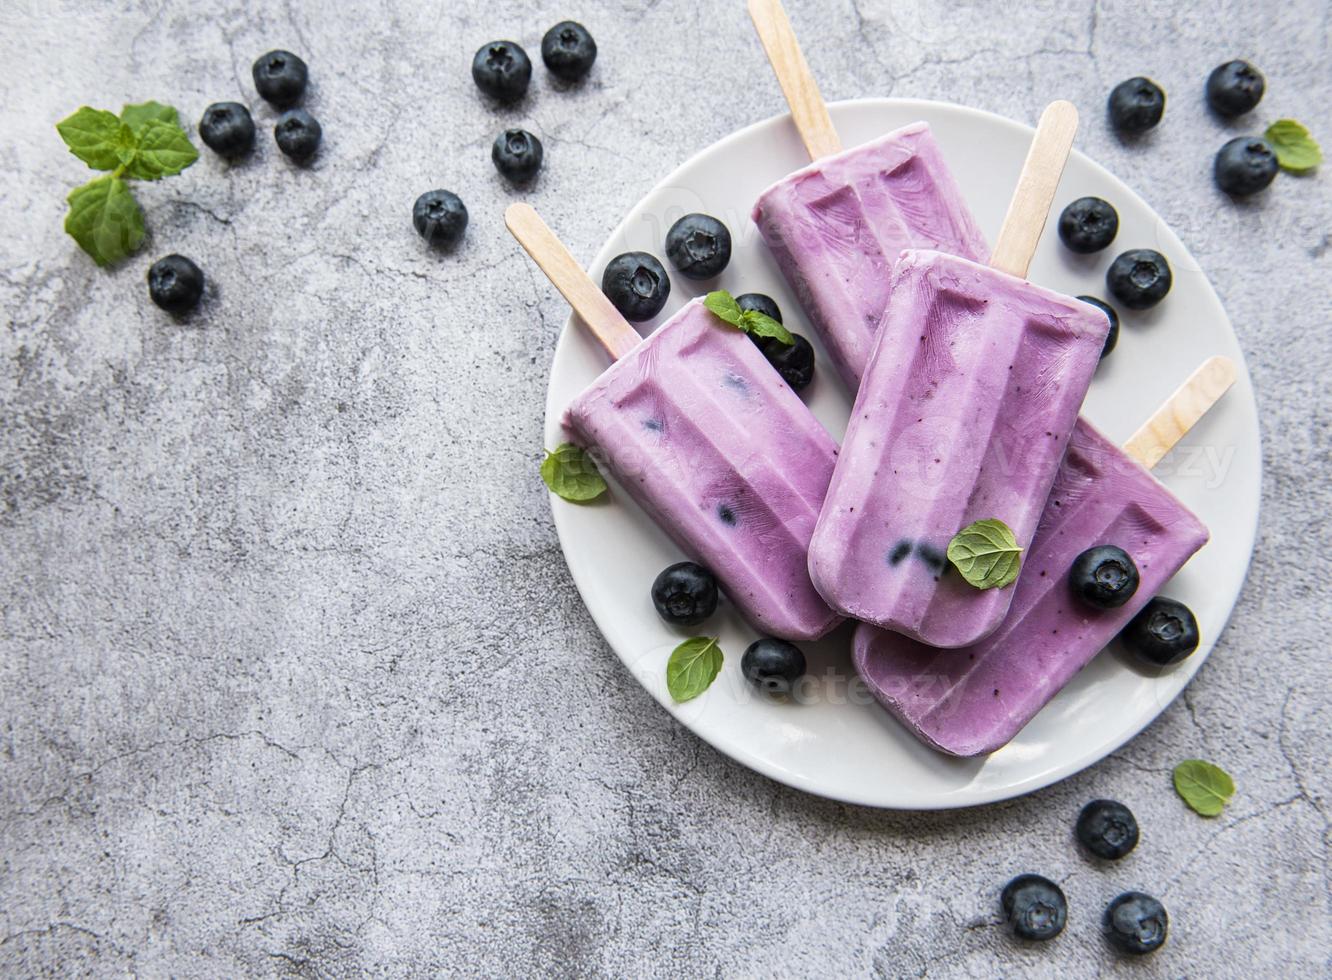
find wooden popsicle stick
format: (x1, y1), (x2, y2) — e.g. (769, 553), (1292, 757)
(747, 0), (842, 161)
(989, 100), (1079, 279)
(505, 203), (642, 362)
(1123, 356), (1238, 470)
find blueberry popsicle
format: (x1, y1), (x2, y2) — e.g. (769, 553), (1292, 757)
(506, 203), (842, 641)
(853, 356), (1236, 757)
(809, 101), (1109, 648)
(747, 0), (989, 391)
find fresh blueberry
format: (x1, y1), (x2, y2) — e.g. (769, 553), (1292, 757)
(753, 334), (816, 390)
(1121, 596), (1200, 666)
(1076, 799), (1140, 860)
(198, 102), (255, 158)
(541, 21), (597, 81)
(1058, 197), (1118, 254)
(651, 562), (718, 626)
(413, 190), (468, 248)
(741, 638), (806, 695)
(472, 41), (531, 101)
(1206, 60), (1265, 117)
(1000, 875), (1067, 942)
(274, 109), (321, 162)
(665, 213), (732, 280)
(1103, 892), (1168, 955)
(1076, 296), (1120, 358)
(735, 293), (783, 323)
(1214, 137), (1278, 197)
(602, 252), (670, 321)
(1108, 77), (1165, 134)
(147, 254), (204, 315)
(1106, 249), (1172, 310)
(492, 129), (543, 183)
(1069, 545), (1140, 609)
(252, 50), (308, 108)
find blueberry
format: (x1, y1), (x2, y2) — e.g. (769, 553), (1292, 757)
(492, 129), (543, 183)
(602, 252), (670, 321)
(541, 21), (597, 81)
(472, 41), (531, 101)
(1106, 249), (1171, 310)
(147, 254), (204, 315)
(735, 293), (783, 323)
(1108, 77), (1165, 134)
(198, 102), (255, 158)
(1000, 874), (1067, 942)
(1206, 60), (1265, 117)
(1214, 137), (1278, 197)
(753, 333), (816, 390)
(252, 50), (308, 108)
(651, 562), (718, 626)
(412, 190), (468, 248)
(1103, 892), (1168, 955)
(665, 213), (732, 280)
(1076, 296), (1119, 358)
(274, 109), (321, 162)
(741, 638), (807, 695)
(1121, 596), (1200, 666)
(1058, 197), (1118, 254)
(1069, 545), (1139, 609)
(1076, 799), (1140, 859)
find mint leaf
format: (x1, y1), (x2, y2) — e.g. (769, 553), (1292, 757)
(56, 107), (124, 170)
(946, 518), (1022, 589)
(703, 290), (744, 327)
(113, 123), (138, 166)
(704, 290), (796, 346)
(540, 443), (607, 502)
(120, 100), (179, 134)
(64, 176), (144, 266)
(1173, 759), (1235, 817)
(740, 309), (795, 346)
(123, 119), (198, 180)
(666, 636), (723, 703)
(1265, 119), (1322, 174)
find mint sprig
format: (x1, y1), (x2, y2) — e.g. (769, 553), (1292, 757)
(540, 443), (607, 502)
(946, 519), (1023, 590)
(55, 102), (198, 266)
(703, 290), (796, 347)
(1264, 119), (1322, 174)
(666, 636), (724, 702)
(1173, 759), (1235, 817)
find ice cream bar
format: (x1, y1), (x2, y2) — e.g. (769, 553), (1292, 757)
(748, 0), (988, 390)
(506, 203), (842, 641)
(852, 357), (1235, 757)
(808, 101), (1105, 648)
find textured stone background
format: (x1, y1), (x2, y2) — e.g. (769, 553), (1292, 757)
(2, 0), (1329, 976)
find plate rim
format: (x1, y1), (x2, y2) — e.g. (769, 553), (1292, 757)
(540, 96), (1263, 810)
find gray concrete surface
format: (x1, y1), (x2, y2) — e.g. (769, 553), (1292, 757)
(2, 0), (1329, 976)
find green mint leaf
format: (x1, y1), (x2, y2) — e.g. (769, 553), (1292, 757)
(120, 100), (179, 134)
(740, 309), (795, 346)
(64, 176), (144, 267)
(704, 290), (797, 346)
(113, 123), (138, 166)
(703, 290), (744, 327)
(122, 119), (198, 181)
(540, 443), (607, 502)
(666, 636), (723, 703)
(1264, 119), (1322, 174)
(946, 518), (1023, 589)
(56, 107), (124, 170)
(1173, 759), (1235, 817)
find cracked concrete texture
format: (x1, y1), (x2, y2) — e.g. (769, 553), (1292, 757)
(1, 0), (1329, 975)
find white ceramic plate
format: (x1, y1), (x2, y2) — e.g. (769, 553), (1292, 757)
(542, 99), (1260, 809)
